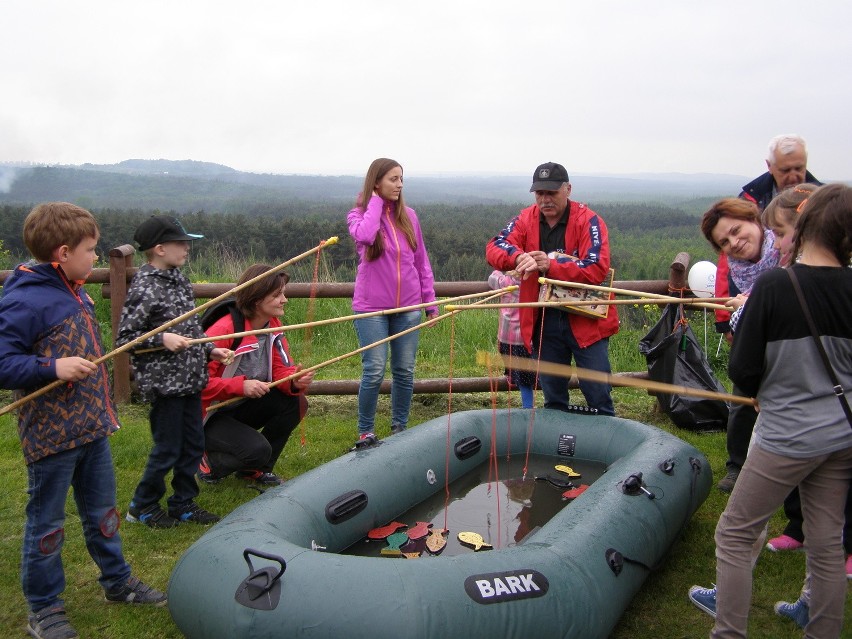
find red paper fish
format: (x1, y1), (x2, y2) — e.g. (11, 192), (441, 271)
(367, 521), (407, 540)
(407, 521), (433, 540)
(562, 484), (589, 499)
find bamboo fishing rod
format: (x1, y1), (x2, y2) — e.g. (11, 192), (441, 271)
(136, 287), (517, 354)
(475, 351), (755, 407)
(0, 237), (339, 418)
(447, 297), (732, 311)
(538, 277), (723, 311)
(206, 290), (507, 413)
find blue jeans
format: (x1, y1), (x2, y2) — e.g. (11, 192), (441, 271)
(22, 437), (131, 612)
(353, 311), (421, 434)
(132, 393), (203, 512)
(534, 310), (615, 415)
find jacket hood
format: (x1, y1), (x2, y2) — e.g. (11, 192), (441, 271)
(2, 261), (69, 297)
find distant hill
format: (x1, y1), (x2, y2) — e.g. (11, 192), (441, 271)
(0, 159), (750, 213)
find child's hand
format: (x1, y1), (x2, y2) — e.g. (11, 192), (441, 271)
(162, 332), (190, 352)
(211, 348), (234, 365)
(243, 379), (270, 398)
(55, 357), (98, 381)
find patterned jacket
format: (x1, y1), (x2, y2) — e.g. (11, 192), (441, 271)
(0, 261), (120, 464)
(116, 264), (213, 401)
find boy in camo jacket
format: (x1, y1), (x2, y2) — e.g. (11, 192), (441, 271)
(116, 215), (231, 529)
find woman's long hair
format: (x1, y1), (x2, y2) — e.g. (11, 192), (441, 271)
(793, 183), (852, 266)
(358, 158), (417, 261)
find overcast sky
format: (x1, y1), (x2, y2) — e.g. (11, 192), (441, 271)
(3, 1), (850, 180)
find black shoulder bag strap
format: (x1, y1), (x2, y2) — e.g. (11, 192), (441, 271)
(787, 268), (852, 428)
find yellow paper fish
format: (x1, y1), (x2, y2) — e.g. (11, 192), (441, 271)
(457, 531), (493, 551)
(554, 464), (581, 478)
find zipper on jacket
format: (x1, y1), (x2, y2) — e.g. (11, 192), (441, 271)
(384, 203), (403, 307)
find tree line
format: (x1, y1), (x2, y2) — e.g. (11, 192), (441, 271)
(0, 202), (718, 282)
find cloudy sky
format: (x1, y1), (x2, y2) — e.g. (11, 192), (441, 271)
(3, 0), (850, 179)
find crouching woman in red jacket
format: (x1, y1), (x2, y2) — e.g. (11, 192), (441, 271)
(199, 264), (313, 486)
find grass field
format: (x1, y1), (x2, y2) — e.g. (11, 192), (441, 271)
(0, 300), (849, 638)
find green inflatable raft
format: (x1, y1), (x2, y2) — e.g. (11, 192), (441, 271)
(168, 408), (711, 638)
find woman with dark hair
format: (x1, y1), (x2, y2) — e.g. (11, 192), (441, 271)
(699, 198), (780, 493)
(199, 264), (313, 485)
(347, 158), (437, 440)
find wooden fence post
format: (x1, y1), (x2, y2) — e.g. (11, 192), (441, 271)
(108, 245), (136, 403)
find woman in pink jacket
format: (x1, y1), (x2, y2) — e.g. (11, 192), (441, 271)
(347, 158), (438, 440)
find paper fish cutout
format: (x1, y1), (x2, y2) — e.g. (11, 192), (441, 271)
(368, 521), (407, 540)
(407, 521), (433, 540)
(562, 484), (589, 499)
(380, 531), (409, 557)
(458, 531), (493, 551)
(554, 465), (581, 478)
(425, 528), (449, 555)
(402, 551), (422, 559)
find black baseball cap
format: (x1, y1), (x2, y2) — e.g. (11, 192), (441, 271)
(134, 215), (204, 251)
(530, 162), (570, 192)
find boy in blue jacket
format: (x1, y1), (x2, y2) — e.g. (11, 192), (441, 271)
(0, 202), (166, 639)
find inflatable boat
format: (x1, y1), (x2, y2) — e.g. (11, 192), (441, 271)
(168, 409), (711, 639)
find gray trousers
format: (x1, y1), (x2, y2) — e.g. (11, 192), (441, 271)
(712, 444), (852, 639)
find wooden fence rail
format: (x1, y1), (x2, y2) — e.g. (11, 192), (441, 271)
(1, 246), (692, 403)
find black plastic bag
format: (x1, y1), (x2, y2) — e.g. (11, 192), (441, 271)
(638, 304), (729, 432)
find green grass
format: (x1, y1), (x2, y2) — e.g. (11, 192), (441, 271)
(0, 309), (849, 639)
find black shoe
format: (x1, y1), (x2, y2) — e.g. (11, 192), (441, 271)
(27, 606), (78, 639)
(239, 470), (284, 486)
(717, 469), (739, 493)
(104, 576), (167, 606)
(390, 424), (406, 435)
(168, 502), (220, 525)
(197, 452), (223, 484)
(126, 502), (179, 528)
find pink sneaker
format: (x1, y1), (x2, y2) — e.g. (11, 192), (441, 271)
(846, 554), (851, 580)
(766, 534), (804, 552)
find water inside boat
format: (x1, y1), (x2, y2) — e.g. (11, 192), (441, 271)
(343, 453), (607, 557)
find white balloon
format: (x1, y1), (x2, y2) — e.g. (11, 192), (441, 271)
(688, 261), (717, 298)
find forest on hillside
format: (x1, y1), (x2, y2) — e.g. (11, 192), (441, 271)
(0, 201), (719, 283)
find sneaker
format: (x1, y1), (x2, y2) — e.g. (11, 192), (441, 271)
(239, 470), (284, 486)
(168, 502), (220, 525)
(390, 424), (405, 435)
(766, 534), (804, 552)
(688, 584), (717, 618)
(27, 606), (78, 639)
(126, 502), (178, 528)
(197, 452), (222, 484)
(846, 554), (852, 580)
(717, 469), (739, 493)
(774, 598), (809, 629)
(359, 432), (376, 441)
(105, 576), (167, 606)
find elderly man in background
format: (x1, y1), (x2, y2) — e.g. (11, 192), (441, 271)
(486, 162), (619, 416)
(714, 134), (822, 494)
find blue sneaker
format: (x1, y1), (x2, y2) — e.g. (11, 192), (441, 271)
(774, 598), (809, 629)
(126, 502), (178, 528)
(688, 584), (717, 618)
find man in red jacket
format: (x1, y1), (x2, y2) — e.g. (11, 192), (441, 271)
(486, 162), (619, 415)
